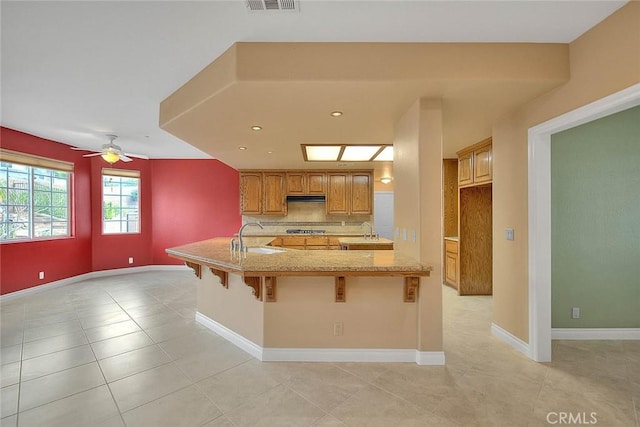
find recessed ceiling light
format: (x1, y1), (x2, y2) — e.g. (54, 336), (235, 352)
(267, 151), (273, 154)
(239, 146), (247, 150)
(330, 111), (343, 117)
(251, 126), (262, 131)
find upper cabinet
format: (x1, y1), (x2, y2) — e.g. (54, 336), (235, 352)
(326, 171), (372, 215)
(239, 171), (286, 215)
(286, 171), (326, 195)
(239, 172), (262, 215)
(457, 137), (492, 188)
(262, 172), (287, 215)
(241, 169), (372, 216)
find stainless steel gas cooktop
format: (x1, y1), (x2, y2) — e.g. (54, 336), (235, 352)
(285, 229), (326, 234)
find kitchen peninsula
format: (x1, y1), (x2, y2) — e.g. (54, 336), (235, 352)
(166, 237), (440, 364)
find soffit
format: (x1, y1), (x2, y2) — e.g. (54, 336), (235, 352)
(160, 42), (569, 168)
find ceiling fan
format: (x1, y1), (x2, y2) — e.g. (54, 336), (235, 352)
(73, 134), (146, 164)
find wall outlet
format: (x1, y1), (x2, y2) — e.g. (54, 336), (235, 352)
(402, 229), (407, 241)
(333, 321), (343, 336)
(341, 221), (345, 227)
(38, 271), (45, 280)
(572, 307), (580, 319)
(505, 228), (515, 241)
(128, 257), (134, 264)
(411, 230), (417, 243)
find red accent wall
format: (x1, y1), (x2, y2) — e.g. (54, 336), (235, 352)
(90, 156), (153, 271)
(150, 159), (241, 265)
(1, 127), (242, 295)
(0, 128), (93, 294)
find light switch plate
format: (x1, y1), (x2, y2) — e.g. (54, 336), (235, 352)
(505, 228), (515, 241)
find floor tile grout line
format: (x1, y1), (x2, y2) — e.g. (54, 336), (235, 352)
(72, 293), (128, 427)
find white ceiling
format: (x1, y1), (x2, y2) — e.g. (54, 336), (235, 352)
(1, 0), (627, 162)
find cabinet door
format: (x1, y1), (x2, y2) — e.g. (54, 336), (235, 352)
(286, 172), (305, 194)
(350, 172), (372, 215)
(307, 172), (326, 194)
(326, 173), (349, 215)
(473, 144), (492, 184)
(458, 153), (473, 187)
(240, 173), (262, 215)
(445, 251), (459, 288)
(262, 172), (286, 215)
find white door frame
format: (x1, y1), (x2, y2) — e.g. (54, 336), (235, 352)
(527, 83), (640, 362)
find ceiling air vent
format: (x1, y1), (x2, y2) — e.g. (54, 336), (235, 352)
(246, 0), (299, 12)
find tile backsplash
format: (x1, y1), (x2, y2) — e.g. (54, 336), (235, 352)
(242, 202), (372, 235)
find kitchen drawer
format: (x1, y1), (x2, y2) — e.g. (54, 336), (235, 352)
(445, 240), (459, 254)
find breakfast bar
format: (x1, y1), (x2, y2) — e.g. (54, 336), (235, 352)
(166, 237), (437, 364)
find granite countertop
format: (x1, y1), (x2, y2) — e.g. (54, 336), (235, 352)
(337, 237), (394, 245)
(166, 237), (430, 276)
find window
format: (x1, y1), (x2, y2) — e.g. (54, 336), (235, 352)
(102, 168), (140, 234)
(0, 149), (73, 242)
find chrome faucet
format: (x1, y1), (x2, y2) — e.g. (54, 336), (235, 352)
(362, 222), (373, 240)
(238, 222), (264, 252)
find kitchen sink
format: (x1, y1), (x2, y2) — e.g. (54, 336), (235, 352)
(246, 247), (286, 254)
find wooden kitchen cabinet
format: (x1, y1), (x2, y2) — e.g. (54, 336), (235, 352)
(444, 239), (459, 289)
(241, 169), (371, 216)
(457, 137), (492, 188)
(326, 171), (372, 215)
(458, 152), (473, 187)
(326, 173), (349, 214)
(239, 171), (286, 215)
(239, 172), (262, 215)
(286, 171), (326, 195)
(473, 144), (492, 184)
(262, 172), (287, 215)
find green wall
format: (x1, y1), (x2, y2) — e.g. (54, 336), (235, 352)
(551, 105), (640, 328)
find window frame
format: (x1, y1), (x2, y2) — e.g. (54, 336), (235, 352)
(0, 149), (73, 243)
(101, 168), (141, 235)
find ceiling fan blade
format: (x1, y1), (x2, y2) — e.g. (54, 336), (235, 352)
(119, 155), (133, 162)
(123, 152), (149, 160)
(83, 152), (102, 157)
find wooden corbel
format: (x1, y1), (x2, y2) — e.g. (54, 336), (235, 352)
(185, 261), (201, 279)
(243, 276), (262, 301)
(335, 276), (346, 302)
(264, 277), (277, 302)
(209, 268), (228, 288)
(404, 277), (419, 302)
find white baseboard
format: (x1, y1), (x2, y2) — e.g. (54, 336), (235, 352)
(491, 323), (531, 358)
(1, 265), (190, 302)
(196, 311), (446, 365)
(415, 351), (446, 366)
(195, 312), (264, 360)
(552, 328), (640, 340)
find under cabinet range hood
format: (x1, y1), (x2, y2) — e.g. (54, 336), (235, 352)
(286, 195), (326, 203)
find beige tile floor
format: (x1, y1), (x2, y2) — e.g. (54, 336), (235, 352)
(1, 271), (638, 426)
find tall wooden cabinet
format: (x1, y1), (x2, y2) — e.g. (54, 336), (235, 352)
(456, 137), (493, 295)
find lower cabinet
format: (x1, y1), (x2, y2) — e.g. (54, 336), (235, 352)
(270, 236), (342, 250)
(444, 239), (459, 289)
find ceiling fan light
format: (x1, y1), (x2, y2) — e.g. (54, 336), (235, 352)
(101, 151), (120, 164)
